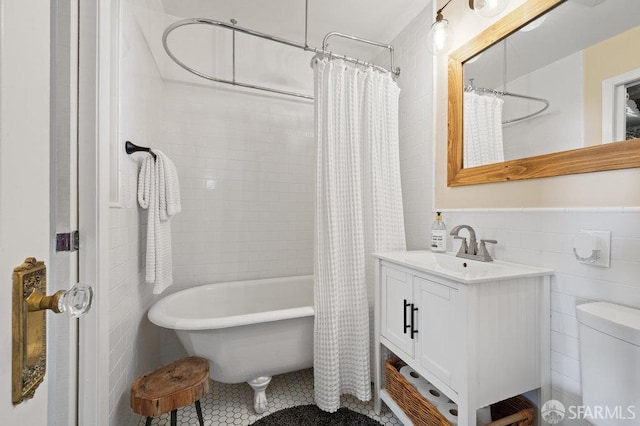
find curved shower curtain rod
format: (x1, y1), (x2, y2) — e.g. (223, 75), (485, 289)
(464, 83), (550, 125)
(162, 14), (400, 101)
(465, 38), (550, 125)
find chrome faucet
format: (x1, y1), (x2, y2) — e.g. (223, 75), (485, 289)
(450, 224), (478, 255)
(450, 224), (497, 262)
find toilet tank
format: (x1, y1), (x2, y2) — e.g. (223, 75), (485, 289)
(576, 302), (640, 426)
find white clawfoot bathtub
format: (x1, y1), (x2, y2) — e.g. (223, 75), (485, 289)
(148, 275), (314, 413)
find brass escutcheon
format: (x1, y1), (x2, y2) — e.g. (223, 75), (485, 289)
(11, 257), (62, 404)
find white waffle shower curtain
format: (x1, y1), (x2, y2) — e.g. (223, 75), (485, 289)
(312, 57), (406, 412)
(463, 91), (505, 167)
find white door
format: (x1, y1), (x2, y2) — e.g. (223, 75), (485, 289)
(0, 0), (56, 424)
(0, 1), (107, 424)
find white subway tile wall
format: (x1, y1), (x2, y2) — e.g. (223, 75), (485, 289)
(108, 1), (165, 425)
(157, 82), (315, 289)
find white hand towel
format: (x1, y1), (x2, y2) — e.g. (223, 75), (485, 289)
(137, 149), (181, 294)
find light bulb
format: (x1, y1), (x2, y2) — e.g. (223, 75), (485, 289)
(471, 0), (509, 19)
(427, 18), (454, 56)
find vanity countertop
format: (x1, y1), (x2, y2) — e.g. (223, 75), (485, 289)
(373, 250), (553, 284)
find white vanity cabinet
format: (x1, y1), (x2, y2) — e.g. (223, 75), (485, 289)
(373, 251), (553, 426)
(381, 265), (460, 388)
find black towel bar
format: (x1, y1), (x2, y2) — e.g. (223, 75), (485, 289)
(125, 141), (156, 159)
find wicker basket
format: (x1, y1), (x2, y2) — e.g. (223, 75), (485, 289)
(385, 358), (450, 425)
(488, 396), (535, 426)
(384, 358), (534, 426)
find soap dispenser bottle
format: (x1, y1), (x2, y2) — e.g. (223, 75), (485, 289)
(430, 212), (447, 252)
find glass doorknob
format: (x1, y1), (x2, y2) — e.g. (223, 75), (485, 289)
(26, 282), (93, 317)
(57, 282), (93, 317)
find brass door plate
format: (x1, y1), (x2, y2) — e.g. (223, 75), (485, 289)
(12, 257), (47, 404)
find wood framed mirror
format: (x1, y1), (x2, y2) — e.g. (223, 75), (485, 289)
(448, 0), (640, 186)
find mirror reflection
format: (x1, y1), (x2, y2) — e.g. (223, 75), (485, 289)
(462, 0), (640, 168)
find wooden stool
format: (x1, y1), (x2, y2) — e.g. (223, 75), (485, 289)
(131, 356), (210, 426)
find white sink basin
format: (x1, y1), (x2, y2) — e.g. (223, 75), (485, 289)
(374, 250), (553, 284)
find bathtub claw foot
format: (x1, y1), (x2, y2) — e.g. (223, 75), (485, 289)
(248, 376), (272, 413)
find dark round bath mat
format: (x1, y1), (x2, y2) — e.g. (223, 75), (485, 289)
(250, 405), (383, 426)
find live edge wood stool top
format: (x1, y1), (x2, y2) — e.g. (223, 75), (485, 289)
(131, 356), (210, 418)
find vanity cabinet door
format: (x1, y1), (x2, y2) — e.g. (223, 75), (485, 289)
(413, 276), (458, 388)
(381, 265), (415, 356)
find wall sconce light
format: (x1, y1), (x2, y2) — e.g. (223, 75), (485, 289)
(427, 0), (455, 55)
(428, 0), (510, 56)
(469, 0), (510, 19)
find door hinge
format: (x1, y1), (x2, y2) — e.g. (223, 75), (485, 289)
(56, 231), (79, 252)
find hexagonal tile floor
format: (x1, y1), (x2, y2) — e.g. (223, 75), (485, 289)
(137, 368), (400, 425)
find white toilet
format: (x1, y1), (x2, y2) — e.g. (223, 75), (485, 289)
(577, 302), (640, 426)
